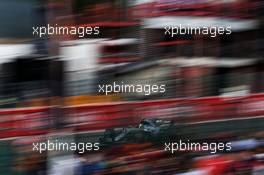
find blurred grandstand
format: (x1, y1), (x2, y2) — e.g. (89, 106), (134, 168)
(0, 0), (263, 174)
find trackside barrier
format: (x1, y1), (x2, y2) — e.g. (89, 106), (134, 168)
(0, 107), (51, 138)
(0, 93), (263, 139)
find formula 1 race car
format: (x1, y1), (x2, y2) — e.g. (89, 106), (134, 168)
(139, 118), (174, 135)
(99, 118), (177, 144)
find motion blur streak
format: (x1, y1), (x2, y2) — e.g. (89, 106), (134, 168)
(0, 0), (263, 175)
